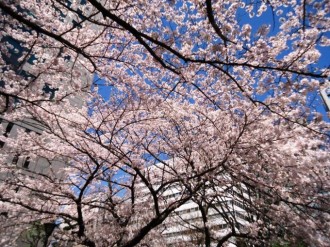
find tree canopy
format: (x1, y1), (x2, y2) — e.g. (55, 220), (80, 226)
(0, 0), (329, 246)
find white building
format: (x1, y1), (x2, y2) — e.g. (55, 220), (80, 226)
(135, 161), (251, 247)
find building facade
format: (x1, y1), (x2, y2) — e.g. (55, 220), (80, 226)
(134, 161), (250, 247)
(0, 2), (94, 246)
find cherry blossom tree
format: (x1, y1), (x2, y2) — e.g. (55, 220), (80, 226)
(0, 0), (330, 246)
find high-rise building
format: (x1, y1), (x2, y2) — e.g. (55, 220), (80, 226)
(160, 191), (248, 246)
(0, 0), (94, 175)
(0, 2), (94, 246)
(134, 161), (250, 247)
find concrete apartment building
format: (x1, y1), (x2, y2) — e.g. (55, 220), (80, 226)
(161, 190), (248, 246)
(0, 0), (93, 173)
(0, 2), (95, 246)
(134, 161), (250, 247)
(0, 47), (91, 247)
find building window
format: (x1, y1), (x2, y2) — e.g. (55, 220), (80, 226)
(12, 153), (20, 165)
(23, 157), (30, 169)
(42, 83), (58, 100)
(0, 121), (14, 148)
(4, 122), (14, 137)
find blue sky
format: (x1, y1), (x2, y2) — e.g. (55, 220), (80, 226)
(93, 1), (330, 121)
